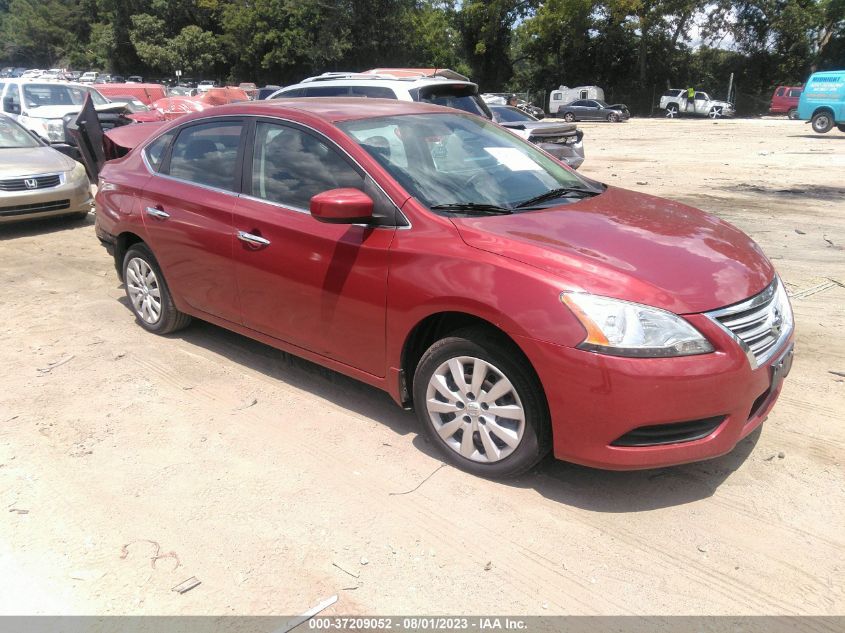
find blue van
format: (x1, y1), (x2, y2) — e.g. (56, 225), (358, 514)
(798, 70), (845, 133)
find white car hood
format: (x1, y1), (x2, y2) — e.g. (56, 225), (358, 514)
(23, 103), (126, 119)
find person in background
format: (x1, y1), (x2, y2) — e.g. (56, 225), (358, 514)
(686, 86), (695, 112)
(507, 94), (518, 107)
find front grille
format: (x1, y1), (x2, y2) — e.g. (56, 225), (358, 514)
(611, 416), (726, 447)
(0, 199), (71, 217)
(707, 279), (793, 369)
(0, 174), (62, 192)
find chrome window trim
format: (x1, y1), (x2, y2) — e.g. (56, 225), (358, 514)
(138, 112), (411, 229)
(705, 278), (794, 370)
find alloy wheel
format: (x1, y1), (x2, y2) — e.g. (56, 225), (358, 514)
(666, 105), (678, 118)
(126, 257), (162, 324)
(425, 356), (525, 463)
(709, 106), (723, 118)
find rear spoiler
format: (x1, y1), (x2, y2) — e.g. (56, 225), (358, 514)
(65, 94), (165, 180)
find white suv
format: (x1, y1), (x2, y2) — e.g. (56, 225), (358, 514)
(269, 69), (492, 119)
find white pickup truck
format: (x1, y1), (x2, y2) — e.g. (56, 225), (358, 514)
(659, 89), (735, 118)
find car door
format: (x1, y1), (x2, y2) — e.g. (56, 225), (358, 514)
(138, 118), (245, 324)
(232, 119), (395, 376)
(694, 92), (708, 115)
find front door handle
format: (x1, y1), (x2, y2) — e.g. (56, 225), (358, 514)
(236, 230), (271, 248)
(145, 206), (170, 219)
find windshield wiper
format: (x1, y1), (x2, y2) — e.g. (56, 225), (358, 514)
(430, 203), (513, 215)
(514, 187), (599, 209)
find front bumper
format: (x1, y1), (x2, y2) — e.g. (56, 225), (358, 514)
(517, 316), (795, 470)
(538, 141), (585, 170)
(0, 175), (92, 224)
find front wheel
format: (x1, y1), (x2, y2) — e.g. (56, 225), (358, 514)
(123, 243), (191, 334)
(413, 327), (550, 478)
(708, 106), (723, 118)
(811, 112), (834, 133)
(563, 112), (575, 122)
(607, 112), (620, 122)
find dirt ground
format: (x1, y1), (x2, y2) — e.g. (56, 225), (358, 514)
(1, 117), (843, 617)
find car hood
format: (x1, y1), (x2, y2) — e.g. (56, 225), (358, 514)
(451, 186), (774, 314)
(23, 103), (126, 119)
(0, 146), (76, 176)
(499, 121), (577, 136)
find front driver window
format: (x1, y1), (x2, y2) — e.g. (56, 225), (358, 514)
(250, 121), (363, 211)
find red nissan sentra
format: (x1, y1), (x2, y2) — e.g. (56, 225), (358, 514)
(94, 99), (794, 478)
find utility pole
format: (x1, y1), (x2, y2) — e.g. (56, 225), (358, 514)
(727, 72), (734, 103)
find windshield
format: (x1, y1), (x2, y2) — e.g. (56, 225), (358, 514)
(22, 83), (108, 109)
(0, 116), (39, 148)
(491, 106), (536, 123)
(339, 113), (597, 213)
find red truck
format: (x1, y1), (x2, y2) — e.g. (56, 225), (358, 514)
(769, 85), (803, 119)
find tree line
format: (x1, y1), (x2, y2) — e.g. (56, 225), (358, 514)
(1, 0), (843, 113)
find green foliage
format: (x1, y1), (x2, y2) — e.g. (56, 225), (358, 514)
(0, 0), (841, 112)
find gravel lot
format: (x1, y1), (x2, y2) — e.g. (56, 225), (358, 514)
(1, 117), (843, 616)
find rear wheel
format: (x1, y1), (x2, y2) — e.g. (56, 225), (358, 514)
(665, 104), (679, 118)
(811, 111), (834, 133)
(787, 108), (798, 120)
(563, 112), (575, 123)
(122, 243), (191, 334)
(838, 124), (845, 133)
(413, 327), (550, 478)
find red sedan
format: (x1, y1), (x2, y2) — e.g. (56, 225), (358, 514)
(94, 99), (794, 478)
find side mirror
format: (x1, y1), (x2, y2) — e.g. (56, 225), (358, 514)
(3, 96), (20, 114)
(310, 188), (374, 224)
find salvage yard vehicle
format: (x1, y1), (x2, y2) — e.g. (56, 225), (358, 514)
(660, 89), (735, 118)
(797, 70), (845, 134)
(489, 104), (585, 169)
(548, 85), (605, 114)
(269, 68), (492, 119)
(769, 85), (802, 119)
(0, 113), (92, 223)
(555, 99), (630, 122)
(0, 79), (126, 156)
(92, 99), (794, 478)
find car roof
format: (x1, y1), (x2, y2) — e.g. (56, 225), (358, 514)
(282, 76), (477, 90)
(179, 97), (466, 124)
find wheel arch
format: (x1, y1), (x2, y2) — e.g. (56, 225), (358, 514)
(114, 231), (146, 281)
(399, 311), (544, 409)
(812, 106), (835, 118)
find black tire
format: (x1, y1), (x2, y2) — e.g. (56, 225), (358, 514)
(787, 108), (798, 120)
(563, 112), (575, 122)
(122, 243), (191, 335)
(838, 124), (845, 133)
(412, 326), (551, 479)
(607, 112), (620, 122)
(811, 111), (834, 134)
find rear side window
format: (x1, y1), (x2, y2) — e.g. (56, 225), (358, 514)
(144, 132), (174, 172)
(165, 121), (244, 191)
(788, 89), (802, 97)
(349, 86), (396, 99)
(304, 85), (349, 97)
(250, 121), (363, 210)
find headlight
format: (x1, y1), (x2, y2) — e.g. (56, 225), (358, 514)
(561, 292), (714, 357)
(69, 161), (87, 183)
(46, 119), (65, 143)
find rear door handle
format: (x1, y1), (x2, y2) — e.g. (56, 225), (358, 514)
(145, 206), (170, 219)
(236, 231), (271, 248)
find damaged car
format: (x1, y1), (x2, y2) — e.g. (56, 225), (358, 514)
(556, 99), (630, 122)
(86, 99), (794, 478)
(489, 104), (585, 169)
